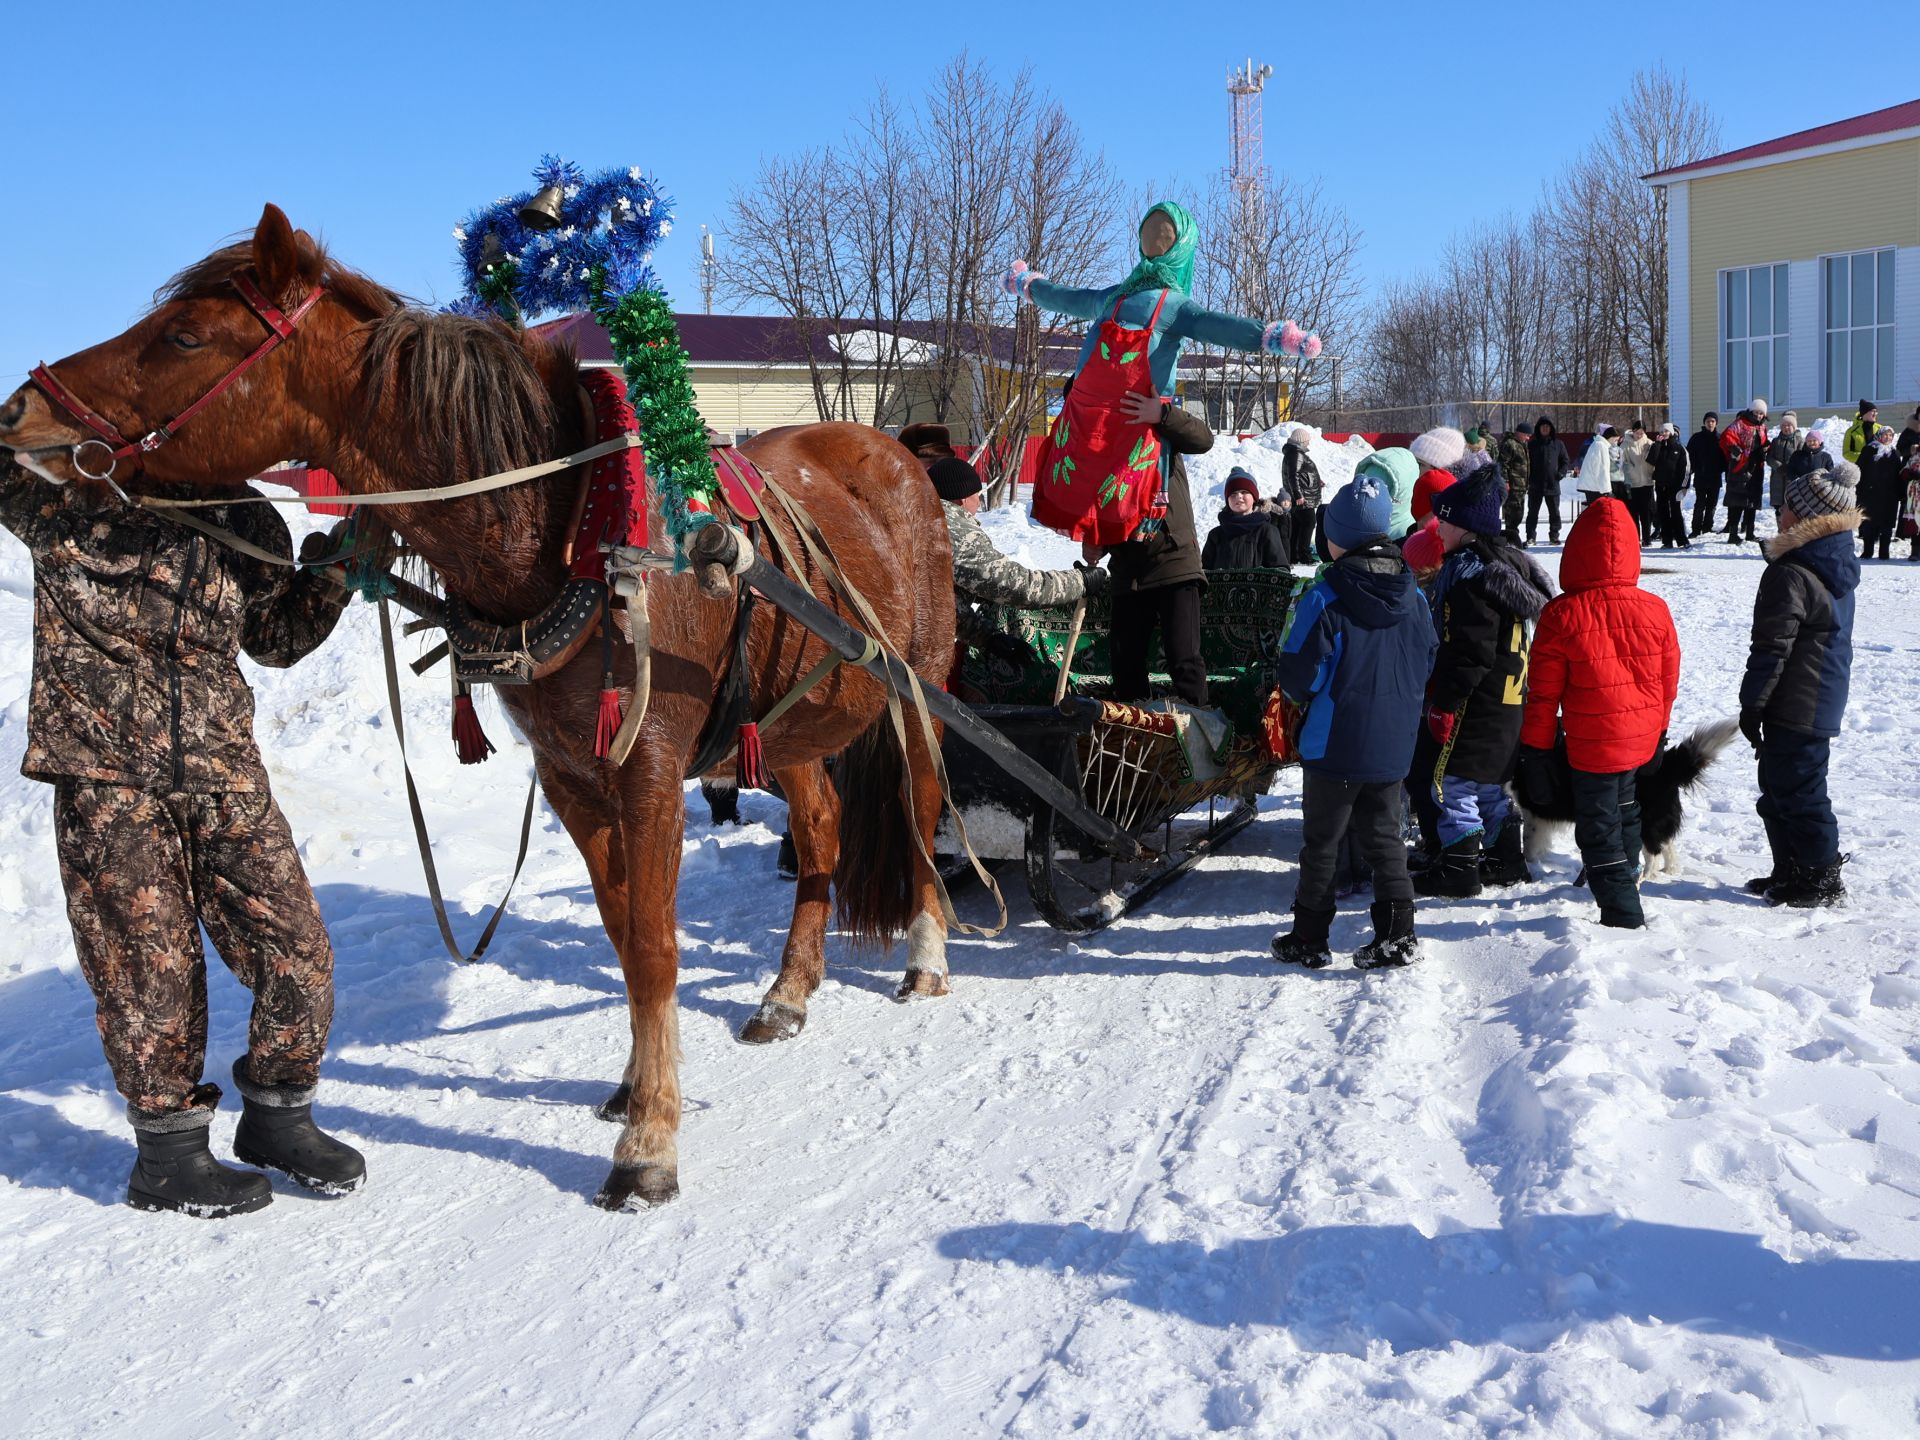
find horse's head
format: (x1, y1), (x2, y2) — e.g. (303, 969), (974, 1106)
(0, 204), (387, 496)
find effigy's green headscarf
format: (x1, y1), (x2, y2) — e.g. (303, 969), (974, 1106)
(1117, 201), (1196, 297)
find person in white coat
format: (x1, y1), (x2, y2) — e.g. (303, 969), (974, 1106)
(1577, 427), (1619, 517)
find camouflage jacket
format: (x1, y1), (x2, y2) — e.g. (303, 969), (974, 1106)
(942, 501), (1086, 646)
(0, 460), (349, 792)
(1497, 434), (1530, 495)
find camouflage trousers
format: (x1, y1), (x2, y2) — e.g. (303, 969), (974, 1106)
(1502, 483), (1528, 536)
(51, 782), (335, 1126)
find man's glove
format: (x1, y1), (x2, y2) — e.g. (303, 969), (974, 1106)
(1426, 706), (1459, 747)
(1076, 562), (1110, 600)
(1516, 745), (1560, 812)
(1739, 708), (1765, 751)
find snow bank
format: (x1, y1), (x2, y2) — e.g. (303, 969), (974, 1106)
(973, 420), (1373, 566)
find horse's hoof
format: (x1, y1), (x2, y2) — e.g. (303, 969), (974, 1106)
(592, 1162), (679, 1210)
(894, 969), (950, 1002)
(594, 1082), (632, 1123)
(739, 1000), (807, 1045)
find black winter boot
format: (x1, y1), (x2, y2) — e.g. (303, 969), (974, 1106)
(1271, 905), (1335, 969)
(1480, 818), (1532, 886)
(1765, 860), (1848, 909)
(1353, 900), (1421, 969)
(232, 1062), (365, 1195)
(1415, 836), (1484, 898)
(127, 1117), (272, 1218)
(1744, 867), (1786, 895)
(776, 830), (799, 880)
(1586, 857), (1645, 928)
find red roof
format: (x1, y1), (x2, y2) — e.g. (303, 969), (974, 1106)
(531, 311), (1079, 370)
(1647, 97), (1920, 181)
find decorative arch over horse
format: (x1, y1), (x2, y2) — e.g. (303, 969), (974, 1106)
(0, 194), (961, 1210)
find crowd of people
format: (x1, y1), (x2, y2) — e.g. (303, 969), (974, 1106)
(919, 403), (1871, 974)
(1516, 398), (1920, 561)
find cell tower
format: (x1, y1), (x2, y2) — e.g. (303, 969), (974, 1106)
(699, 225), (717, 315)
(1226, 58), (1273, 222)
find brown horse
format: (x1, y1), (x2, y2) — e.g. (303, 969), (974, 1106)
(0, 204), (959, 1208)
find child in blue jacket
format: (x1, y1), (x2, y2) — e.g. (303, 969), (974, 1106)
(1272, 473), (1439, 969)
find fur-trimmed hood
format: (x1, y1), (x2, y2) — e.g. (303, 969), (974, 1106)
(1765, 509), (1862, 606)
(1473, 536), (1556, 621)
(1764, 508), (1862, 562)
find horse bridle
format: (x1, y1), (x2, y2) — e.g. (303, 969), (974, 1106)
(28, 271), (325, 485)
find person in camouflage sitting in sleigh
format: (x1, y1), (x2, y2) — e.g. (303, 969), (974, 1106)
(931, 456), (1105, 678)
(0, 454), (365, 1218)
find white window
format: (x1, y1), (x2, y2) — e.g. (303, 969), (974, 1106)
(1823, 249), (1895, 406)
(1721, 263), (1789, 412)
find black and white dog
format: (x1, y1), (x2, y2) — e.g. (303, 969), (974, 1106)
(1515, 719), (1741, 880)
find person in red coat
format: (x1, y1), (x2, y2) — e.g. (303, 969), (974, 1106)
(1516, 497), (1680, 928)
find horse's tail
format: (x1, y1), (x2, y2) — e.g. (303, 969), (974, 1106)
(833, 717), (918, 946)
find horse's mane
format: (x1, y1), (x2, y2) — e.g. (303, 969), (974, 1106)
(159, 241), (577, 492)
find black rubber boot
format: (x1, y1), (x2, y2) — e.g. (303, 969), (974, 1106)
(127, 1120), (272, 1218)
(234, 1100), (366, 1195)
(1765, 860), (1848, 909)
(1414, 837), (1484, 898)
(1744, 868), (1785, 895)
(1353, 900), (1421, 969)
(1480, 818), (1532, 887)
(1271, 905), (1335, 969)
(700, 779), (741, 826)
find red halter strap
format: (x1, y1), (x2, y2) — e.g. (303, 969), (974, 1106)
(29, 271), (326, 480)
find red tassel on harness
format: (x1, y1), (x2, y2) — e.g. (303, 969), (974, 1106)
(452, 692), (495, 765)
(594, 688), (624, 760)
(737, 722), (766, 790)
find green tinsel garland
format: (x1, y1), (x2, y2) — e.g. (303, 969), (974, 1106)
(477, 258), (523, 325)
(591, 268), (719, 564)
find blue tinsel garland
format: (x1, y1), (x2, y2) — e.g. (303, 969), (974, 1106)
(452, 155), (670, 314)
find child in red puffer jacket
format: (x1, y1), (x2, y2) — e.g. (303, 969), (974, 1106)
(1516, 497), (1680, 928)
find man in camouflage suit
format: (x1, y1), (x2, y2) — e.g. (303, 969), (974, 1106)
(0, 455), (362, 1217)
(1497, 423), (1531, 545)
(928, 456), (1103, 659)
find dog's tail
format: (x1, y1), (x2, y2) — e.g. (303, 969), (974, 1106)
(1657, 717), (1742, 791)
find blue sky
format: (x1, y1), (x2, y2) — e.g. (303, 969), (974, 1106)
(2, 0), (1911, 390)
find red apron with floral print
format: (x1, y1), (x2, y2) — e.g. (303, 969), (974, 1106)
(1031, 288), (1172, 545)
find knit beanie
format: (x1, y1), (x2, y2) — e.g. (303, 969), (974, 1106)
(1324, 473), (1394, 551)
(1430, 465), (1504, 535)
(1224, 469), (1259, 503)
(1402, 520), (1446, 575)
(1463, 427), (1487, 447)
(1409, 426), (1467, 472)
(1286, 426), (1315, 451)
(928, 456), (983, 503)
(1411, 468), (1457, 523)
(1786, 460), (1857, 520)
(1859, 399), (1878, 415)
(1702, 411), (1719, 425)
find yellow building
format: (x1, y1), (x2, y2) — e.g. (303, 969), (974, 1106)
(537, 312), (1074, 444)
(1648, 98), (1920, 428)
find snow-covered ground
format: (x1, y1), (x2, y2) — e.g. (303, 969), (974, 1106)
(5, 468), (1920, 1439)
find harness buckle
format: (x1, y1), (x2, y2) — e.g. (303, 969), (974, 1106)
(137, 429), (170, 454)
(71, 438), (118, 482)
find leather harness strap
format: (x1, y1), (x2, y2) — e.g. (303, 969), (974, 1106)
(30, 272), (326, 478)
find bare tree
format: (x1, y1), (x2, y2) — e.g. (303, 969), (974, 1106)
(1360, 66), (1720, 430)
(721, 95), (927, 427)
(1177, 175), (1365, 432)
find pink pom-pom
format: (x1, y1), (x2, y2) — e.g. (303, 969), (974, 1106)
(1004, 259), (1030, 296)
(1279, 320), (1306, 356)
(1302, 334), (1323, 360)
